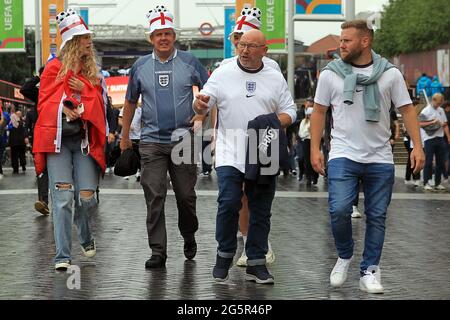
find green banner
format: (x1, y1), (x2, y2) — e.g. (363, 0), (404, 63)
(256, 0), (285, 51)
(0, 0), (25, 52)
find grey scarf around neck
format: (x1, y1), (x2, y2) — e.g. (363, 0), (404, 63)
(323, 50), (395, 122)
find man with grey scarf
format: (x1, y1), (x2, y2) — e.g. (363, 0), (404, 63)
(310, 20), (424, 294)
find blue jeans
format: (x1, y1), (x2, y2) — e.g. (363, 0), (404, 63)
(47, 135), (99, 264)
(327, 158), (394, 273)
(424, 137), (446, 185)
(216, 166), (276, 266)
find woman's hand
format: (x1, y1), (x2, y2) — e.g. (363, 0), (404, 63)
(68, 76), (85, 92)
(63, 106), (80, 121)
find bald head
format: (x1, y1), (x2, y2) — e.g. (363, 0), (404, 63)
(240, 29), (266, 46)
(238, 29), (268, 70)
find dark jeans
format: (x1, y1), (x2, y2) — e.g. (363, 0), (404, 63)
(328, 158), (394, 273)
(139, 141), (198, 259)
(216, 166), (276, 266)
(37, 168), (49, 204)
(301, 139), (318, 183)
(403, 140), (420, 181)
(424, 137), (446, 186)
(10, 145), (26, 173)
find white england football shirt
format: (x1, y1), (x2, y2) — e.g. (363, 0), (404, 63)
(314, 65), (412, 164)
(200, 60), (296, 173)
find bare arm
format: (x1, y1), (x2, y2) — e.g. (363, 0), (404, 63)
(399, 104), (425, 174)
(278, 113), (292, 128)
(444, 122), (450, 144)
(119, 100), (137, 151)
(310, 103), (328, 175)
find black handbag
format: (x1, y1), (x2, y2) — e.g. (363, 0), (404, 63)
(61, 113), (83, 137)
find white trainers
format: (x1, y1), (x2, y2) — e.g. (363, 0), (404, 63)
(81, 239), (96, 258)
(435, 184), (446, 191)
(359, 266), (384, 294)
(443, 178), (449, 185)
(105, 167), (111, 174)
(351, 206), (362, 218)
(413, 180), (421, 187)
(404, 180), (413, 185)
(236, 250), (247, 267)
(0, 174), (4, 180)
(265, 241), (275, 264)
(55, 261), (71, 270)
(330, 256), (352, 287)
(423, 183), (433, 191)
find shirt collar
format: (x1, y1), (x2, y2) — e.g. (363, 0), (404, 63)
(152, 49), (177, 63)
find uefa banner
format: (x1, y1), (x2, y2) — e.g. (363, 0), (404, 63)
(0, 0), (25, 52)
(256, 0), (286, 51)
(41, 0), (65, 65)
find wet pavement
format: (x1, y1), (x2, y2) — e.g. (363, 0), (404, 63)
(0, 166), (449, 300)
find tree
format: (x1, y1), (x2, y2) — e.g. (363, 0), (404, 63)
(374, 0), (450, 57)
(0, 28), (35, 84)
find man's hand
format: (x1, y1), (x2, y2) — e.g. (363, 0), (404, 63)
(68, 76), (85, 92)
(190, 114), (207, 133)
(311, 149), (325, 176)
(63, 106), (80, 121)
(194, 93), (210, 114)
(410, 147), (425, 175)
(108, 132), (116, 144)
(120, 137), (132, 151)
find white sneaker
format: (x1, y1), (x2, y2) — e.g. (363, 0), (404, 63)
(435, 184), (446, 191)
(236, 250), (247, 267)
(359, 266), (384, 294)
(55, 261), (71, 270)
(330, 256), (352, 287)
(413, 180), (421, 187)
(123, 176), (129, 180)
(443, 178), (449, 185)
(81, 239), (96, 258)
(404, 180), (413, 185)
(351, 206), (362, 218)
(423, 183), (433, 191)
(105, 167), (110, 174)
(265, 241), (275, 264)
(0, 174), (3, 180)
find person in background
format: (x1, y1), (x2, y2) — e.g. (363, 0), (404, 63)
(20, 66), (50, 215)
(8, 111), (27, 174)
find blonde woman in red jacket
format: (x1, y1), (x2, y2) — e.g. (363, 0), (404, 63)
(33, 8), (106, 270)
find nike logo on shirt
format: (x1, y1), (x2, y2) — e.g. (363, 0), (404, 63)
(246, 94), (255, 98)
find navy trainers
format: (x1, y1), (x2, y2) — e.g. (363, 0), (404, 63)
(212, 254), (233, 282)
(245, 265), (274, 284)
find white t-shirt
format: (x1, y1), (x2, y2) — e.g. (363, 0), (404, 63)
(119, 106), (142, 140)
(314, 65), (412, 164)
(419, 105), (447, 142)
(299, 119), (311, 139)
(220, 56), (282, 73)
(200, 61), (296, 173)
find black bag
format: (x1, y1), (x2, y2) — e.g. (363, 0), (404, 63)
(114, 148), (140, 177)
(61, 114), (83, 137)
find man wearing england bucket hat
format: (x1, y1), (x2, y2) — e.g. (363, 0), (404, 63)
(120, 5), (209, 268)
(33, 8), (107, 270)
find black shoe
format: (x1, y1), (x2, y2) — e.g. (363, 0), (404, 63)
(212, 254), (233, 281)
(245, 265), (274, 284)
(145, 255), (166, 269)
(184, 238), (197, 260)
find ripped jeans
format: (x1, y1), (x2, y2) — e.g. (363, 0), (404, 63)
(47, 135), (99, 264)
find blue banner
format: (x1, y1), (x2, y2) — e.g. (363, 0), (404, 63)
(224, 7), (235, 59)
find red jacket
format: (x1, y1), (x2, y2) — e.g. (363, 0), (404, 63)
(33, 58), (106, 175)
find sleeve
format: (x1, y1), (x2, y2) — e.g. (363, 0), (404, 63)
(441, 109), (448, 124)
(391, 69), (413, 109)
(314, 70), (333, 107)
(125, 63), (141, 103)
(276, 75), (297, 123)
(193, 56), (210, 89)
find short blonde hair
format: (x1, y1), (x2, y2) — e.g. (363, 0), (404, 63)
(432, 93), (444, 102)
(341, 19), (374, 40)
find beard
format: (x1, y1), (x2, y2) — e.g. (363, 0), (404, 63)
(342, 48), (363, 63)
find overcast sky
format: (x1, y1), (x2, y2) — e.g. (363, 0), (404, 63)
(24, 0), (389, 45)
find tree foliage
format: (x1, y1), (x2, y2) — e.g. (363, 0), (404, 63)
(374, 0), (450, 57)
(0, 29), (35, 85)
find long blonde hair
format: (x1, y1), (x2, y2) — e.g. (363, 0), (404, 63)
(57, 34), (100, 86)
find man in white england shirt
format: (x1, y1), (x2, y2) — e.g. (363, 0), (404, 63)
(194, 29), (296, 284)
(310, 20), (425, 294)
